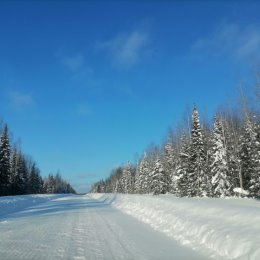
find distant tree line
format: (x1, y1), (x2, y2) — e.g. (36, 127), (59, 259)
(43, 172), (75, 194)
(0, 123), (76, 196)
(91, 85), (260, 198)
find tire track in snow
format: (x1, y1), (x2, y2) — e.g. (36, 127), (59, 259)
(0, 194), (208, 260)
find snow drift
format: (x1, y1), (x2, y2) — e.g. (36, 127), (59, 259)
(90, 193), (260, 260)
(0, 194), (66, 219)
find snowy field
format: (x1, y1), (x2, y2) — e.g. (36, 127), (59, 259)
(0, 194), (207, 260)
(90, 193), (260, 260)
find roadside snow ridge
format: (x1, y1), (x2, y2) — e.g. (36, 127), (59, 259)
(91, 193), (260, 260)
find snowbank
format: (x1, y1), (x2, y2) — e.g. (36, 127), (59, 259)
(90, 193), (260, 260)
(0, 194), (66, 218)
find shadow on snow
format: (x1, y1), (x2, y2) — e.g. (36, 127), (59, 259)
(0, 194), (117, 221)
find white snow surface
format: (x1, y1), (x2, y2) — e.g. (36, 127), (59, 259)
(233, 187), (249, 195)
(1, 193), (260, 260)
(0, 193), (207, 260)
(90, 193), (260, 260)
(0, 194), (65, 218)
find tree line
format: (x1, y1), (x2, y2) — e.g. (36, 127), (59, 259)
(0, 123), (75, 196)
(91, 88), (260, 198)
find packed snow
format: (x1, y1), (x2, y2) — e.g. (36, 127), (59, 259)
(0, 194), (207, 260)
(0, 194), (64, 218)
(90, 193), (260, 260)
(233, 187), (249, 196)
(1, 193), (260, 259)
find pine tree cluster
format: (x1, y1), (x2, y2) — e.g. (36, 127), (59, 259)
(91, 106), (260, 198)
(0, 123), (76, 196)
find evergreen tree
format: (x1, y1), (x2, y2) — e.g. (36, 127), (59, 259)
(138, 152), (150, 194)
(9, 148), (19, 195)
(122, 162), (132, 194)
(188, 107), (207, 197)
(223, 120), (240, 194)
(114, 167), (124, 193)
(239, 116), (255, 191)
(239, 115), (260, 196)
(16, 152), (29, 194)
(163, 138), (175, 193)
(252, 121), (260, 197)
(175, 131), (190, 197)
(28, 163), (42, 194)
(210, 116), (232, 197)
(43, 173), (75, 194)
(147, 145), (160, 193)
(0, 122), (75, 196)
(135, 160), (142, 194)
(150, 157), (166, 195)
(0, 125), (11, 195)
(91, 99), (260, 198)
(9, 151), (28, 195)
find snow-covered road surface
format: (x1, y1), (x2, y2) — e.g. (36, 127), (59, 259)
(0, 194), (207, 260)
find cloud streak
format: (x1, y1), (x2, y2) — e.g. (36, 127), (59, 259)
(8, 91), (35, 110)
(57, 52), (94, 80)
(97, 29), (150, 68)
(76, 103), (93, 117)
(61, 53), (85, 71)
(191, 23), (260, 62)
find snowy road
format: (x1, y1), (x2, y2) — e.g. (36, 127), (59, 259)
(0, 194), (207, 260)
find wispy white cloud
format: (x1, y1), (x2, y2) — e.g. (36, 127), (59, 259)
(8, 90), (35, 110)
(76, 103), (92, 117)
(191, 23), (260, 62)
(57, 52), (94, 80)
(236, 30), (260, 59)
(97, 29), (150, 68)
(61, 53), (85, 71)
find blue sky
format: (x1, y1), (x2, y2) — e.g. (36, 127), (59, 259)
(1, 1), (260, 192)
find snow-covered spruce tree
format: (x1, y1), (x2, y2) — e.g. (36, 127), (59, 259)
(202, 121), (213, 196)
(239, 116), (255, 192)
(188, 106), (207, 197)
(9, 151), (28, 195)
(253, 120), (260, 196)
(16, 152), (29, 194)
(44, 174), (54, 194)
(135, 160), (142, 194)
(248, 122), (260, 197)
(221, 119), (240, 195)
(163, 137), (175, 193)
(28, 163), (43, 194)
(150, 157), (166, 195)
(210, 116), (232, 197)
(43, 173), (76, 194)
(9, 148), (19, 195)
(116, 169), (124, 193)
(146, 145), (160, 193)
(175, 131), (190, 197)
(106, 166), (123, 193)
(137, 152), (150, 194)
(122, 161), (133, 194)
(0, 125), (11, 195)
(114, 179), (119, 193)
(239, 115), (260, 196)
